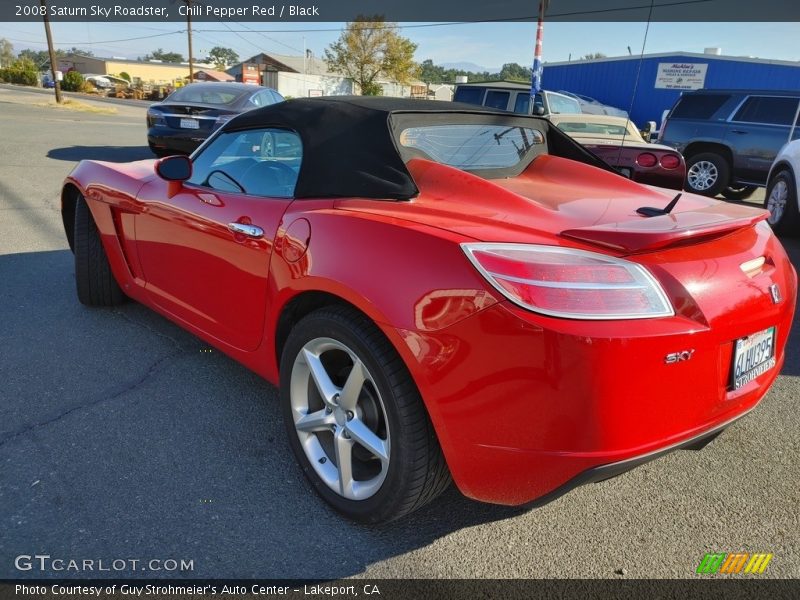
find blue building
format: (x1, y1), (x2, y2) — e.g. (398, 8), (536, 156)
(542, 51), (800, 128)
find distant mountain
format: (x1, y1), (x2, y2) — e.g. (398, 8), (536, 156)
(440, 62), (500, 74)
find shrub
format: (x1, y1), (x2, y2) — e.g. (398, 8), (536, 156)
(0, 66), (37, 86)
(15, 69), (38, 86)
(61, 70), (84, 92)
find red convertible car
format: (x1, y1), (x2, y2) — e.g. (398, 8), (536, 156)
(61, 97), (796, 523)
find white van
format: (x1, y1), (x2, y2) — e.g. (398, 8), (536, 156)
(453, 81), (582, 116)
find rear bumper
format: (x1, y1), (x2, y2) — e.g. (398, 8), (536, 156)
(398, 299), (791, 506)
(521, 408), (746, 509)
(147, 126), (209, 154)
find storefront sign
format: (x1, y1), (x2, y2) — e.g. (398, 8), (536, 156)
(655, 63), (708, 90)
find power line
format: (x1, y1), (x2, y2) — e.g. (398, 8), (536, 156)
(51, 31), (185, 45)
(234, 21), (304, 55)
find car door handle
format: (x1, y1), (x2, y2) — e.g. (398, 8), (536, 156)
(730, 130), (749, 135)
(227, 222), (264, 238)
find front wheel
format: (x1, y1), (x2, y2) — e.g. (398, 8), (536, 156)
(280, 306), (450, 523)
(685, 152), (730, 197)
(74, 193), (126, 306)
(765, 169), (799, 236)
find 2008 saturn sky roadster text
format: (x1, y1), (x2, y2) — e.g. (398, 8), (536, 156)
(60, 97), (797, 523)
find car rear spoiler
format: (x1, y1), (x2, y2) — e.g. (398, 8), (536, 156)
(560, 204), (770, 253)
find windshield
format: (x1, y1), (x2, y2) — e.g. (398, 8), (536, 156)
(398, 124), (545, 171)
(544, 92), (582, 114)
(555, 119), (644, 142)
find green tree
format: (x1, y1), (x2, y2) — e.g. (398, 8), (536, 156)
(142, 48), (185, 63)
(207, 46), (239, 70)
(17, 48), (54, 70)
(499, 63), (532, 82)
(0, 38), (14, 68)
(61, 70), (84, 92)
(419, 59), (446, 84)
(324, 17), (418, 96)
(582, 52), (607, 60)
(118, 71), (131, 82)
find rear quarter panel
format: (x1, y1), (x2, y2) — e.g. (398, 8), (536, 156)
(265, 202), (506, 459)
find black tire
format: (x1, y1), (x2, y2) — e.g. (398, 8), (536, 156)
(721, 184), (758, 201)
(74, 194), (126, 306)
(685, 152), (730, 197)
(764, 169), (800, 236)
(280, 305), (450, 524)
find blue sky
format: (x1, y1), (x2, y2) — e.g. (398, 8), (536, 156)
(1, 21), (799, 67)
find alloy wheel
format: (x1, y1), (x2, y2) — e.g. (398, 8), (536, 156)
(289, 337), (390, 501)
(687, 160), (719, 191)
(767, 179), (788, 225)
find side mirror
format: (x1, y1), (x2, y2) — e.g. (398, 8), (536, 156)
(533, 105), (546, 116)
(155, 155), (192, 181)
(155, 155), (192, 197)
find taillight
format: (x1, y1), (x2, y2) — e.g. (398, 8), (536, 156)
(660, 153), (681, 169)
(636, 152), (658, 168)
(462, 244), (674, 320)
(147, 109), (166, 127)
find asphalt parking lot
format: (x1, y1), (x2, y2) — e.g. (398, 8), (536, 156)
(0, 85), (798, 580)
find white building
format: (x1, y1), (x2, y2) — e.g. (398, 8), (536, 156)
(227, 52), (353, 98)
(227, 52), (447, 100)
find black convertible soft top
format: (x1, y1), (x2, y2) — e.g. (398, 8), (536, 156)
(221, 96), (611, 200)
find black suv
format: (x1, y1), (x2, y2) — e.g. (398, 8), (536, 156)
(660, 90), (800, 199)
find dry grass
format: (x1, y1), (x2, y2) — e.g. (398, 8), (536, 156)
(34, 98), (117, 115)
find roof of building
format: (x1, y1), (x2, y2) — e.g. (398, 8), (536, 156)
(194, 69), (235, 82)
(59, 53), (214, 69)
(234, 52), (334, 76)
(545, 51), (800, 68)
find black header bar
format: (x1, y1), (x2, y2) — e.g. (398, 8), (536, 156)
(2, 0), (800, 23)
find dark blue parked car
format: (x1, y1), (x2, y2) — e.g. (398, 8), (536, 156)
(147, 82), (284, 157)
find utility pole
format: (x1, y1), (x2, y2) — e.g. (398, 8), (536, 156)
(182, 0), (194, 82)
(40, 0), (62, 103)
(530, 0), (549, 98)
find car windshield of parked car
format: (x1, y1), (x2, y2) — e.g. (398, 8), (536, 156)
(167, 86), (247, 105)
(188, 128), (302, 197)
(545, 92), (582, 114)
(556, 120), (645, 142)
(398, 124), (545, 171)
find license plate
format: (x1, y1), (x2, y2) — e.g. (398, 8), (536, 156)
(731, 327), (776, 390)
(180, 118), (199, 129)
